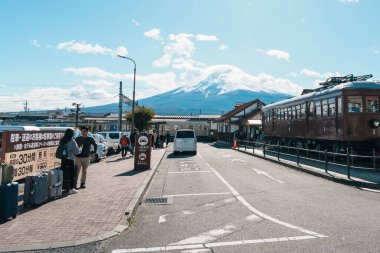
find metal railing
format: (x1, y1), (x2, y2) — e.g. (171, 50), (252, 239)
(225, 139), (380, 179)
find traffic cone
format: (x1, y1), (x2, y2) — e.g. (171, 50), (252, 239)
(233, 140), (237, 149)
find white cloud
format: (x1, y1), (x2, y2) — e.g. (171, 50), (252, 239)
(300, 68), (322, 78)
(338, 0), (360, 4)
(219, 44), (228, 51)
(63, 67), (179, 99)
(57, 40), (118, 55)
(83, 80), (115, 88)
(371, 47), (379, 55)
(30, 39), (41, 47)
(153, 54), (172, 67)
(144, 28), (163, 41)
(265, 49), (290, 61)
(131, 19), (140, 26)
(116, 46), (128, 56)
(166, 33), (195, 58)
(195, 34), (219, 41)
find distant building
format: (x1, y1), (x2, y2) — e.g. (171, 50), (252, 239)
(214, 99), (265, 141)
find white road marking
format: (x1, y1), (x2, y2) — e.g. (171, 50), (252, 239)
(168, 171), (211, 174)
(170, 214), (260, 245)
(112, 235), (317, 252)
(359, 188), (380, 193)
(197, 154), (326, 238)
(252, 168), (285, 184)
(163, 192), (231, 198)
(221, 155), (232, 158)
(158, 198), (237, 224)
(159, 214), (168, 223)
(230, 158), (246, 163)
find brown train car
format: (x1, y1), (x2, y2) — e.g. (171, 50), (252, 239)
(262, 75), (380, 152)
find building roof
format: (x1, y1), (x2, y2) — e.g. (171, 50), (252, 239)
(214, 99), (264, 122)
(155, 115), (221, 120)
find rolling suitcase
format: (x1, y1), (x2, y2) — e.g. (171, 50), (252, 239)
(23, 173), (48, 205)
(46, 169), (63, 198)
(0, 182), (18, 220)
(1, 162), (14, 185)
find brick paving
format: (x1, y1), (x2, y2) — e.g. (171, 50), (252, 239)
(0, 148), (166, 250)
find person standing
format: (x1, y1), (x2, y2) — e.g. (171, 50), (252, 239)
(153, 130), (158, 149)
(129, 128), (138, 155)
(59, 128), (81, 194)
(165, 131), (171, 146)
(75, 126), (97, 189)
(120, 134), (130, 159)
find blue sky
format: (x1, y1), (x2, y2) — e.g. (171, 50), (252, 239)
(1, 0), (379, 112)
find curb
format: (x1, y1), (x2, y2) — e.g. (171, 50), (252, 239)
(0, 149), (168, 253)
(215, 142), (380, 190)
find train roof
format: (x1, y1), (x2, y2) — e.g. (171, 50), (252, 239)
(262, 81), (380, 111)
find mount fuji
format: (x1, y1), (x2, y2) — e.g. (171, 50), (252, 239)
(84, 66), (295, 115)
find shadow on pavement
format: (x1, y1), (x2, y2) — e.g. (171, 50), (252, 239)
(114, 169), (146, 177)
(106, 157), (132, 163)
(167, 153), (196, 159)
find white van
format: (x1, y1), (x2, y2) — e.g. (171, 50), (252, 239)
(97, 131), (130, 153)
(173, 129), (197, 155)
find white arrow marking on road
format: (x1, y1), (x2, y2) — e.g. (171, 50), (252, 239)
(158, 214), (169, 223)
(252, 168), (285, 184)
(230, 158), (246, 163)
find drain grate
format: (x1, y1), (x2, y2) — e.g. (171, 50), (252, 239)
(144, 197), (173, 205)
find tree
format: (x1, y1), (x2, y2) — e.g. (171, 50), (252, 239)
(125, 107), (156, 131)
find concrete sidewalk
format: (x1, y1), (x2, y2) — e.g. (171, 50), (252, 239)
(216, 141), (380, 190)
(0, 148), (167, 252)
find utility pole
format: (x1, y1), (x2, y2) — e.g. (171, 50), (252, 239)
(23, 100), (28, 114)
(72, 103), (83, 128)
(118, 81), (123, 131)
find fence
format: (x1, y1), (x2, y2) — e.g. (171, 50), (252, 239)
(224, 139), (380, 179)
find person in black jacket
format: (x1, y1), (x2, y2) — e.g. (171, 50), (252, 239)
(129, 128), (138, 155)
(74, 126), (97, 189)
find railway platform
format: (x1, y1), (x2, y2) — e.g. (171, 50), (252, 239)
(217, 141), (380, 190)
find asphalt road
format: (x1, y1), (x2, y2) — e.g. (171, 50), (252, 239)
(99, 143), (380, 253)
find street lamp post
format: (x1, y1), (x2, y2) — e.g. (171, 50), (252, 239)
(118, 55), (136, 132)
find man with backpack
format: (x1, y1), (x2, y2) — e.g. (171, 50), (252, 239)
(74, 126), (97, 189)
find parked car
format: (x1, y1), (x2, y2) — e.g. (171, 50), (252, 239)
(97, 131), (130, 154)
(173, 129), (197, 155)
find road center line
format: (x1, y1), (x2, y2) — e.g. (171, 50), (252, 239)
(169, 171), (210, 174)
(163, 192), (231, 198)
(168, 171), (211, 174)
(197, 154), (327, 238)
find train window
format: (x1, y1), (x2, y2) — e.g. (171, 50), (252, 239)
(328, 98), (336, 116)
(300, 104), (305, 119)
(296, 105), (301, 119)
(315, 101), (321, 116)
(337, 97), (342, 114)
(366, 96), (379, 113)
(322, 99), (328, 116)
(308, 102), (315, 117)
(347, 96), (363, 113)
(284, 108), (288, 120)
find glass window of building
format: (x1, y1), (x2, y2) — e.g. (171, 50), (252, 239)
(347, 96), (363, 113)
(366, 96), (379, 113)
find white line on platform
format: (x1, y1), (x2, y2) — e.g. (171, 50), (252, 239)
(163, 192), (231, 198)
(158, 214), (168, 223)
(197, 154), (327, 238)
(111, 235), (317, 252)
(168, 171), (211, 174)
(252, 168), (285, 184)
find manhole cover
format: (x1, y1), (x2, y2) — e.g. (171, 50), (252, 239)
(144, 197), (173, 205)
